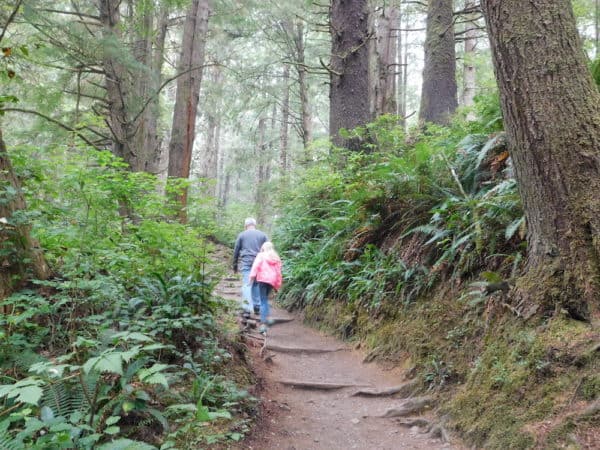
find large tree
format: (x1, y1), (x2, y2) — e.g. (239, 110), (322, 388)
(419, 0), (458, 125)
(372, 2), (399, 116)
(167, 0), (210, 219)
(481, 0), (600, 321)
(99, 0), (167, 173)
(329, 0), (371, 150)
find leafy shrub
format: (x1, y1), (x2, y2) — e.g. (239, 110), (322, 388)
(274, 106), (523, 320)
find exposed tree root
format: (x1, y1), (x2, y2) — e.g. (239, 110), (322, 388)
(278, 380), (371, 390)
(395, 418), (432, 429)
(379, 396), (435, 418)
(270, 317), (294, 324)
(351, 379), (418, 398)
(266, 344), (346, 354)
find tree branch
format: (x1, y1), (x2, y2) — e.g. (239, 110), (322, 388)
(1, 107), (101, 149)
(40, 8), (100, 21)
(0, 0), (23, 44)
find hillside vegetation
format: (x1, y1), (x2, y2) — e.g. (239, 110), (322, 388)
(0, 147), (255, 448)
(273, 98), (600, 449)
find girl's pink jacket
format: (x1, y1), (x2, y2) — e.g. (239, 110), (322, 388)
(250, 252), (283, 290)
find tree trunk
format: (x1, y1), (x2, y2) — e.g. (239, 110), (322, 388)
(596, 0), (599, 58)
(167, 0), (210, 220)
(294, 21), (313, 154)
(255, 117), (267, 224)
(99, 0), (165, 173)
(99, 0), (132, 163)
(419, 0), (458, 125)
(461, 0), (477, 109)
(374, 4), (399, 116)
(399, 12), (409, 129)
(280, 64), (290, 173)
(0, 129), (49, 300)
(197, 66), (221, 198)
(481, 0), (600, 321)
(329, 0), (372, 150)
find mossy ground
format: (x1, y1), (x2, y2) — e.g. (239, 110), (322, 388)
(292, 288), (599, 449)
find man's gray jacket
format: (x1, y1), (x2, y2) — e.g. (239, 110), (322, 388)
(233, 229), (268, 271)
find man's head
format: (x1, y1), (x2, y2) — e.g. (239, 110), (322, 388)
(244, 217), (257, 229)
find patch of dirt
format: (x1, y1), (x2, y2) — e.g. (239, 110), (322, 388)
(217, 275), (463, 450)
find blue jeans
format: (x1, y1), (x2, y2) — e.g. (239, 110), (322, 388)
(256, 282), (272, 323)
(241, 268), (260, 312)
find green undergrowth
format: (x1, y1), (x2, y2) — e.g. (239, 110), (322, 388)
(0, 146), (255, 449)
(273, 100), (599, 448)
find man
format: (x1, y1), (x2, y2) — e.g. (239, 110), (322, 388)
(232, 217), (268, 314)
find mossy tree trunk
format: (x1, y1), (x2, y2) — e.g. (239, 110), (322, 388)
(0, 129), (49, 300)
(419, 0), (457, 125)
(481, 0), (600, 321)
(329, 0), (371, 150)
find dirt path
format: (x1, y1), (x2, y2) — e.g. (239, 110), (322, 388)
(216, 276), (460, 450)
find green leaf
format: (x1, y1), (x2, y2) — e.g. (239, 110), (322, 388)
(106, 416), (121, 426)
(196, 403), (210, 421)
(83, 352), (124, 375)
(0, 379), (44, 405)
(481, 271), (502, 283)
(122, 400), (136, 413)
(229, 432), (243, 441)
(505, 216), (525, 241)
(97, 438), (157, 450)
(105, 425), (120, 435)
(40, 406), (54, 422)
(138, 364), (169, 388)
(113, 331), (154, 343)
(208, 410), (232, 420)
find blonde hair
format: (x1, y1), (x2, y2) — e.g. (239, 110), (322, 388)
(260, 241), (280, 260)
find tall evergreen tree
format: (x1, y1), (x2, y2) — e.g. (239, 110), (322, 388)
(167, 0), (210, 220)
(329, 0), (371, 150)
(419, 0), (458, 125)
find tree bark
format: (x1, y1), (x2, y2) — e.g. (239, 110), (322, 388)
(99, 0), (165, 173)
(419, 0), (458, 125)
(197, 66), (221, 198)
(280, 64), (290, 173)
(329, 0), (372, 150)
(481, 0), (600, 321)
(461, 0), (477, 109)
(374, 3), (399, 116)
(255, 117), (267, 225)
(0, 129), (49, 300)
(294, 21), (313, 153)
(596, 0), (599, 58)
(167, 0), (210, 220)
(99, 0), (132, 163)
(399, 11), (409, 129)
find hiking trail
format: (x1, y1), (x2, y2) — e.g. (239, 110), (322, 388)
(215, 273), (463, 450)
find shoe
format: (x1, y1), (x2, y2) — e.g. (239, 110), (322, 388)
(253, 306), (260, 315)
(266, 318), (275, 326)
(241, 311), (251, 319)
(259, 324), (267, 334)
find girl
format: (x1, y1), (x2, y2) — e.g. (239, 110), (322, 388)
(249, 241), (282, 333)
